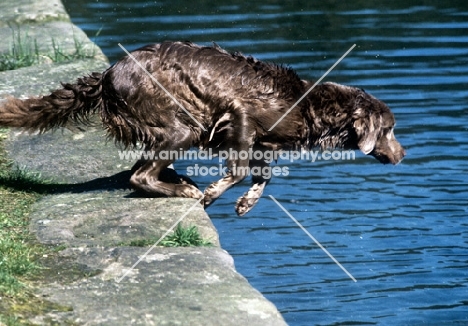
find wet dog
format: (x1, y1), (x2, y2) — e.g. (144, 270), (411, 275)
(0, 41), (405, 215)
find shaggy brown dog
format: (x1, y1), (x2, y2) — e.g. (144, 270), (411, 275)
(0, 41), (405, 215)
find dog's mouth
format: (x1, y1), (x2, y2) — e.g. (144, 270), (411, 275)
(370, 151), (393, 164)
(370, 148), (406, 165)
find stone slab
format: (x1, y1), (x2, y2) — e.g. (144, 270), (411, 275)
(0, 0), (69, 26)
(0, 0), (287, 323)
(31, 247), (286, 325)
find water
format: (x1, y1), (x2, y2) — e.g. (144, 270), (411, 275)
(63, 1), (468, 324)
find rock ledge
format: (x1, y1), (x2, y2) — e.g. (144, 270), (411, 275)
(0, 0), (286, 324)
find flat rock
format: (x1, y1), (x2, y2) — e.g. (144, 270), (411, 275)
(5, 125), (124, 183)
(0, 0), (69, 26)
(31, 247), (285, 325)
(0, 59), (109, 101)
(0, 0), (287, 324)
(0, 21), (104, 60)
(31, 194), (220, 247)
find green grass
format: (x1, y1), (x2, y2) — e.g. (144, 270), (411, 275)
(122, 223), (213, 248)
(160, 223), (213, 247)
(0, 30), (38, 71)
(0, 27), (96, 72)
(0, 130), (42, 295)
(0, 128), (52, 324)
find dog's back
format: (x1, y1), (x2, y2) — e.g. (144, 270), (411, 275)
(100, 41), (310, 150)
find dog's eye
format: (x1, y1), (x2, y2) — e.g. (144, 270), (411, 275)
(385, 128), (394, 140)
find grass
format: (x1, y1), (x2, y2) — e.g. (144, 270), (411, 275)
(0, 129), (42, 294)
(0, 27), (96, 72)
(0, 128), (52, 324)
(160, 223), (213, 247)
(123, 223), (213, 248)
(0, 31), (38, 71)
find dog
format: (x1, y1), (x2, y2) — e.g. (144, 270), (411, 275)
(0, 41), (405, 216)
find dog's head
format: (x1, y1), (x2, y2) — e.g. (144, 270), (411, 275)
(350, 86), (406, 165)
(305, 82), (406, 164)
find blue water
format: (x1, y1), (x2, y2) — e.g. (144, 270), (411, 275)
(64, 1), (468, 324)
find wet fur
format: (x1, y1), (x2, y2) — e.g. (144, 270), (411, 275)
(0, 41), (405, 215)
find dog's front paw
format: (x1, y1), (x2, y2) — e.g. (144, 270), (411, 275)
(235, 183), (265, 216)
(235, 193), (260, 216)
(203, 191), (215, 208)
(203, 184), (222, 207)
(175, 184), (204, 199)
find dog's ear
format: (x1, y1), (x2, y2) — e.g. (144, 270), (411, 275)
(353, 107), (380, 154)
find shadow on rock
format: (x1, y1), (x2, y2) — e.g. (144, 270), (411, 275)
(0, 168), (199, 197)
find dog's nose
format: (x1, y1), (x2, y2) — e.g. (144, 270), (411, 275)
(393, 147), (406, 165)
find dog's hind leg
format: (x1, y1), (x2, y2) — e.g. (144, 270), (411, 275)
(235, 160), (271, 216)
(131, 160), (198, 188)
(128, 118), (202, 198)
(130, 159), (203, 199)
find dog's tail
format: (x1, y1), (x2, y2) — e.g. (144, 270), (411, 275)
(0, 72), (103, 133)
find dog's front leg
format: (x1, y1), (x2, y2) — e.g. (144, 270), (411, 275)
(204, 109), (257, 208)
(235, 160), (271, 216)
(203, 151), (250, 208)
